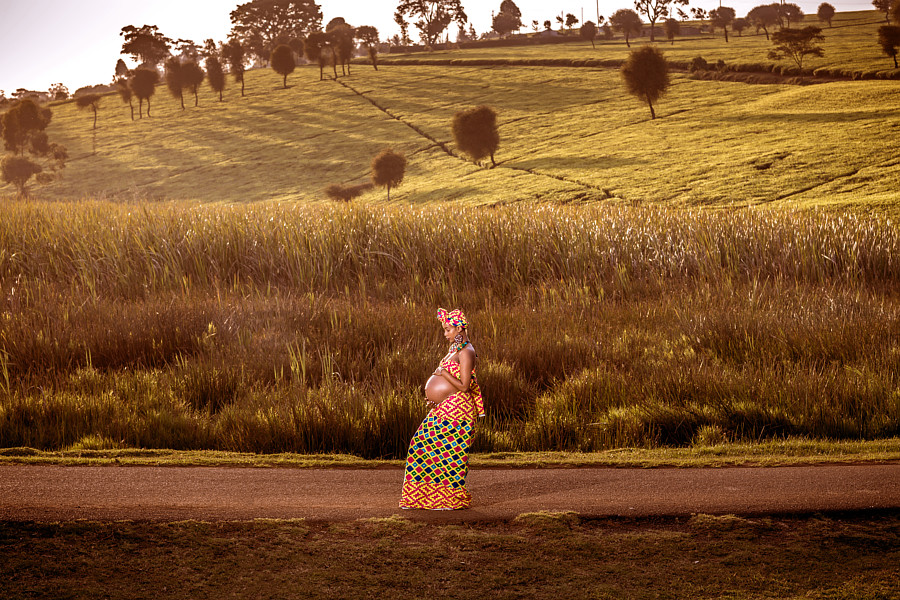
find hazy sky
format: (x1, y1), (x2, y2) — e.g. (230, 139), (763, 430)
(0, 0), (875, 95)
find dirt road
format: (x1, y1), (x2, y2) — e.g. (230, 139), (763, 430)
(2, 464), (898, 522)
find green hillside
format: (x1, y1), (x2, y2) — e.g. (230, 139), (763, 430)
(2, 11), (895, 207)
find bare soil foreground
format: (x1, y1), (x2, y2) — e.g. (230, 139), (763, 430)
(2, 464), (899, 522)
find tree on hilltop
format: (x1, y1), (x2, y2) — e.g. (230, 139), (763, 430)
(709, 6), (736, 42)
(356, 26), (380, 70)
(621, 45), (670, 119)
(182, 61), (205, 106)
(396, 0), (467, 48)
(817, 3), (836, 26)
(304, 32), (329, 80)
(165, 57), (186, 110)
(115, 58), (130, 79)
(566, 13), (580, 30)
(206, 55), (226, 101)
(327, 19), (355, 77)
(114, 78), (134, 121)
(873, 0), (891, 23)
(222, 39), (247, 96)
(271, 44), (296, 88)
(492, 1), (523, 37)
(120, 25), (172, 67)
(130, 67), (159, 118)
(768, 26), (824, 69)
(581, 21), (598, 48)
(732, 17), (748, 36)
(75, 94), (101, 130)
(452, 105), (500, 166)
(611, 9), (643, 47)
(634, 0), (688, 42)
(229, 0), (322, 55)
(778, 3), (804, 28)
(747, 4), (779, 40)
(877, 25), (900, 67)
(371, 149), (406, 200)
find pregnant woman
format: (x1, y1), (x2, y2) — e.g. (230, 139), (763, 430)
(400, 308), (485, 510)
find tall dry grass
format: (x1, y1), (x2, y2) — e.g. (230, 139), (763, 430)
(1, 200), (898, 456)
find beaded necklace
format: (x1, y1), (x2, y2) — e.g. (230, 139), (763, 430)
(449, 339), (470, 354)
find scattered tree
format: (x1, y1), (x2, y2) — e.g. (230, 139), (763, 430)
(634, 0), (688, 42)
(747, 4), (779, 40)
(611, 9), (643, 47)
(452, 105), (500, 166)
(130, 67), (159, 118)
(174, 38), (202, 61)
(664, 18), (680, 44)
(115, 58), (130, 79)
(543, 20), (552, 30)
(690, 7), (708, 29)
(304, 32), (329, 80)
(500, 0), (523, 28)
(114, 78), (134, 121)
(779, 3), (804, 28)
(371, 149), (406, 200)
(270, 44), (296, 88)
(532, 20), (539, 32)
(817, 3), (836, 26)
(120, 25), (172, 67)
(222, 39), (247, 96)
(709, 7), (736, 42)
(1, 155), (43, 198)
(182, 61), (204, 106)
(206, 55), (226, 100)
(873, 0), (891, 23)
(878, 25), (900, 67)
(581, 21), (598, 48)
(327, 19), (355, 77)
(48, 83), (69, 101)
(75, 94), (101, 130)
(565, 13), (580, 30)
(394, 11), (412, 45)
(768, 26), (825, 69)
(0, 99), (67, 197)
(356, 25), (380, 70)
(164, 57), (186, 110)
(621, 45), (670, 119)
(732, 17), (748, 36)
(229, 0), (323, 55)
(395, 0), (467, 48)
(493, 0), (523, 36)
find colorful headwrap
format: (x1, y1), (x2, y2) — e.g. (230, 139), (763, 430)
(437, 308), (467, 329)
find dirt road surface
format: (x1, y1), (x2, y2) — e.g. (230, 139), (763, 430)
(2, 464), (898, 522)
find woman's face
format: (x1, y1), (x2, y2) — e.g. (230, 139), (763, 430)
(442, 321), (463, 342)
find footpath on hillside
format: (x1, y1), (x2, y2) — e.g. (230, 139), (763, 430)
(1, 464), (899, 522)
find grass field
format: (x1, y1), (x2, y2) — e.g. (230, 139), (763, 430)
(6, 11), (898, 208)
(2, 513), (898, 599)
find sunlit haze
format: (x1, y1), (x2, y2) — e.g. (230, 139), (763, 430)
(0, 0), (877, 95)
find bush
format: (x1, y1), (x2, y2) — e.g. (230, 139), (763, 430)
(325, 182), (374, 201)
(371, 149), (406, 200)
(621, 45), (670, 119)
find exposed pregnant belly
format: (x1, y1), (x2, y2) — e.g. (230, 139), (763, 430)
(425, 375), (455, 404)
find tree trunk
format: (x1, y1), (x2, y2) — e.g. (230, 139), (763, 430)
(647, 97), (655, 119)
(387, 184), (391, 201)
(180, 92), (185, 110)
(194, 91), (199, 106)
(894, 54), (898, 68)
(241, 77), (245, 96)
(147, 98), (151, 117)
(724, 29), (729, 43)
(129, 100), (134, 121)
(332, 48), (338, 78)
(625, 35), (631, 48)
(138, 99), (143, 119)
(219, 90), (223, 101)
(92, 106), (98, 130)
(649, 19), (656, 42)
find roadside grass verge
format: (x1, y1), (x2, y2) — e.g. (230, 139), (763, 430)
(2, 513), (898, 599)
(1, 437), (897, 468)
(2, 201), (899, 457)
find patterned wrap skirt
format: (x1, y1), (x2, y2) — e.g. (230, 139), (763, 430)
(399, 364), (484, 510)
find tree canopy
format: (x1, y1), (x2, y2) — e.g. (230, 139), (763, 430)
(817, 3), (836, 26)
(396, 0), (467, 47)
(747, 4), (780, 40)
(768, 26), (825, 69)
(634, 0), (687, 42)
(581, 21), (598, 48)
(222, 39), (247, 96)
(120, 25), (172, 66)
(610, 9), (643, 47)
(229, 0), (322, 54)
(371, 149), (406, 200)
(206, 55), (226, 101)
(129, 68), (159, 118)
(270, 44), (296, 88)
(621, 45), (670, 119)
(709, 6), (736, 42)
(452, 105), (500, 166)
(0, 100), (67, 197)
(877, 25), (900, 67)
